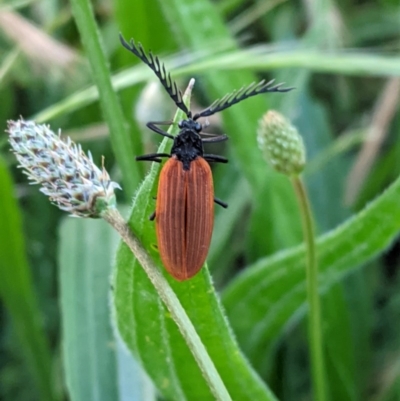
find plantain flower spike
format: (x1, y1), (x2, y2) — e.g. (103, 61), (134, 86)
(7, 119), (120, 218)
(257, 110), (306, 176)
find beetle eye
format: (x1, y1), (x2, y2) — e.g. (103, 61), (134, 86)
(178, 121), (183, 128)
(195, 122), (202, 131)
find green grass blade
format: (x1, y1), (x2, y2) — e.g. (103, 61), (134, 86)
(59, 218), (119, 401)
(68, 0), (140, 197)
(0, 159), (57, 401)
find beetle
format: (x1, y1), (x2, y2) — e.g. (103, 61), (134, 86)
(120, 34), (292, 280)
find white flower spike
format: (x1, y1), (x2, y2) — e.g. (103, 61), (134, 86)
(7, 119), (120, 217)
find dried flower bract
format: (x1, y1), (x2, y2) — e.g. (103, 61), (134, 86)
(7, 119), (120, 217)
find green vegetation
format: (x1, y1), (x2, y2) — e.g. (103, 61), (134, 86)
(1, 0), (400, 400)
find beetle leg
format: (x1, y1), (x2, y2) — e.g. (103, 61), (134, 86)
(147, 121), (175, 139)
(201, 134), (228, 143)
(204, 154), (228, 163)
(136, 153), (171, 162)
(149, 211), (156, 221)
(214, 198), (228, 208)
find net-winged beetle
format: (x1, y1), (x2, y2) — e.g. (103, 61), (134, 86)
(120, 34), (293, 280)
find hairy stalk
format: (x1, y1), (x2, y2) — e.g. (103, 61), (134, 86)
(101, 207), (232, 401)
(291, 177), (327, 401)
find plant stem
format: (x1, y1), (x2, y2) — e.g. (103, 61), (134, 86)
(291, 176), (327, 401)
(102, 207), (232, 401)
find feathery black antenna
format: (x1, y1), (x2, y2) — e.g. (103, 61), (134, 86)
(192, 80), (293, 120)
(119, 34), (190, 117)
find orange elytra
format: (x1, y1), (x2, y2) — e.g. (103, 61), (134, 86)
(120, 34), (293, 280)
(156, 157), (214, 280)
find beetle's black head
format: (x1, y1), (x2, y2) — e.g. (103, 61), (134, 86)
(172, 122), (204, 170)
(178, 119), (202, 133)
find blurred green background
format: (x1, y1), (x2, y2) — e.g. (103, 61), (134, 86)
(1, 0), (400, 400)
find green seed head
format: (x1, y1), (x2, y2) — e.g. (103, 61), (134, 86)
(7, 119), (120, 218)
(257, 110), (306, 176)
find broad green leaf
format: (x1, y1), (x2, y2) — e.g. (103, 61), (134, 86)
(59, 218), (119, 401)
(0, 158), (57, 401)
(222, 172), (400, 375)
